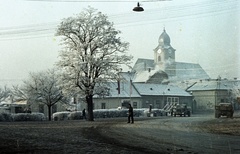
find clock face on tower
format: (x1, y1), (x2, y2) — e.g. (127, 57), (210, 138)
(158, 49), (162, 54)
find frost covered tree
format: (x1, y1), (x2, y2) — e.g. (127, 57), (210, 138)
(229, 82), (240, 105)
(56, 7), (132, 121)
(0, 86), (11, 102)
(12, 69), (66, 121)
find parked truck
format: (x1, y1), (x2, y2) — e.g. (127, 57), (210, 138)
(215, 103), (233, 118)
(171, 104), (191, 117)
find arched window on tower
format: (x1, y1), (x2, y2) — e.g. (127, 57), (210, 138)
(158, 56), (161, 62)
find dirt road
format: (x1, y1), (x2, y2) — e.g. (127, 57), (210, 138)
(0, 112), (240, 154)
(102, 114), (240, 154)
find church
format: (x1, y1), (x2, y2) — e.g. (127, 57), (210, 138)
(132, 29), (209, 83)
(91, 29), (210, 110)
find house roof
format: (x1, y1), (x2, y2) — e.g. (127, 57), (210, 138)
(102, 81), (141, 98)
(13, 100), (27, 105)
(133, 83), (192, 97)
(187, 79), (240, 91)
(95, 80), (192, 99)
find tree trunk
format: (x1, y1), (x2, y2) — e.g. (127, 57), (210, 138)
(48, 105), (52, 121)
(86, 95), (94, 121)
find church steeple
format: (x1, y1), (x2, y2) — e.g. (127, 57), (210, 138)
(154, 29), (176, 75)
(158, 28), (171, 46)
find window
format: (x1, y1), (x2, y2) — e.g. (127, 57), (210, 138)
(133, 102), (137, 108)
(15, 106), (23, 113)
(156, 100), (160, 108)
(101, 103), (106, 109)
(174, 97), (179, 103)
(167, 97), (179, 104)
(122, 100), (130, 108)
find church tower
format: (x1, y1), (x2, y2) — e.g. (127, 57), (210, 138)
(154, 29), (176, 77)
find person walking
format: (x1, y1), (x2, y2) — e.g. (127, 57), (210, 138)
(128, 104), (134, 123)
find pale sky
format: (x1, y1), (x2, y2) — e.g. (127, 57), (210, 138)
(0, 0), (239, 86)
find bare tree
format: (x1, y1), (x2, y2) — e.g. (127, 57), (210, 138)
(12, 69), (66, 121)
(56, 7), (132, 121)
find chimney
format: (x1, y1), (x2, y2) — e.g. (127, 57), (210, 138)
(148, 68), (151, 73)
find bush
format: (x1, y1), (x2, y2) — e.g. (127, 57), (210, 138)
(68, 111), (83, 120)
(12, 113), (45, 121)
(52, 111), (71, 121)
(152, 109), (165, 116)
(134, 109), (146, 117)
(93, 109), (145, 119)
(0, 112), (13, 122)
(144, 108), (165, 117)
(50, 108), (163, 121)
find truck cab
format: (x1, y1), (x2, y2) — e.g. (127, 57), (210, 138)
(172, 104), (191, 117)
(215, 103), (233, 118)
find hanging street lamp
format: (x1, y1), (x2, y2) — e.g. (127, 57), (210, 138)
(133, 2), (144, 12)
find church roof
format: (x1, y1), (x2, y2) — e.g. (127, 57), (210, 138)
(132, 58), (209, 82)
(132, 58), (154, 72)
(133, 69), (168, 83)
(173, 62), (210, 80)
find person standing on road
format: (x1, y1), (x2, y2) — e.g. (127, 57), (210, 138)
(128, 104), (134, 123)
(82, 108), (86, 119)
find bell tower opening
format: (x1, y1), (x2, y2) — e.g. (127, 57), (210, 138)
(158, 55), (161, 62)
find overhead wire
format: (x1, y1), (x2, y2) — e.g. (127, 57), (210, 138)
(113, 0), (239, 27)
(22, 0), (169, 2)
(0, 0), (238, 40)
